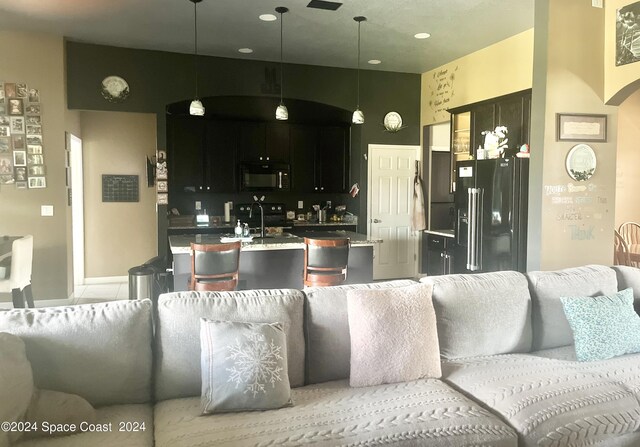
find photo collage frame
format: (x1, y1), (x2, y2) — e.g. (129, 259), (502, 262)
(0, 81), (46, 189)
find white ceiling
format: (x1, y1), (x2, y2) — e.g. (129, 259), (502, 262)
(0, 0), (534, 74)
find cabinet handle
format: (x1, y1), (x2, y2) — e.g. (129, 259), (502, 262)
(315, 187), (318, 191)
(373, 219), (382, 223)
(320, 187), (324, 191)
(199, 186), (203, 190)
(259, 156), (263, 161)
(206, 186), (210, 190)
(266, 156), (270, 161)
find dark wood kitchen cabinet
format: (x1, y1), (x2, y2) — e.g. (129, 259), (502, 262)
(205, 121), (238, 192)
(421, 233), (454, 276)
(448, 89), (531, 191)
(168, 117), (237, 193)
(449, 89), (531, 159)
(238, 122), (290, 163)
(290, 124), (349, 193)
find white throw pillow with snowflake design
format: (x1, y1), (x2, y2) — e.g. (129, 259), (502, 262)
(200, 318), (293, 414)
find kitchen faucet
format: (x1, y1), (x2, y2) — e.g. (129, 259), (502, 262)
(249, 199), (265, 238)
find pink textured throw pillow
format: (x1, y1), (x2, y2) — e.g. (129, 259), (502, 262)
(347, 283), (441, 387)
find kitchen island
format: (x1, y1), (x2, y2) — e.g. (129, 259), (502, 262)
(169, 231), (380, 291)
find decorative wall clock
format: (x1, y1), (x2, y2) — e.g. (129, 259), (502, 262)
(101, 76), (130, 103)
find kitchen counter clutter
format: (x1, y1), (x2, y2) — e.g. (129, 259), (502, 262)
(169, 231), (380, 253)
(169, 231), (380, 291)
(168, 215), (358, 232)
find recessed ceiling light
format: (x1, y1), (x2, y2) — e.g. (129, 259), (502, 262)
(238, 48), (254, 54)
(259, 14), (277, 21)
(414, 32), (431, 39)
(368, 59), (382, 65)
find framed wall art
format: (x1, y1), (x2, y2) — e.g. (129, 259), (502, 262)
(556, 113), (607, 142)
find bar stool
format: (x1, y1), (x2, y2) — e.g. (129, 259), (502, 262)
(0, 235), (34, 308)
(189, 242), (241, 291)
(303, 237), (350, 287)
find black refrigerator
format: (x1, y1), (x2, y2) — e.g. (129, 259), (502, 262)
(453, 157), (529, 274)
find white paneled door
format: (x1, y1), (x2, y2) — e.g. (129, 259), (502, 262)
(368, 144), (421, 280)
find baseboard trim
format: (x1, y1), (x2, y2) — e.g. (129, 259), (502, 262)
(0, 298), (74, 309)
(84, 276), (128, 285)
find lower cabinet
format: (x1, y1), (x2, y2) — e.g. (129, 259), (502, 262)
(421, 233), (454, 276)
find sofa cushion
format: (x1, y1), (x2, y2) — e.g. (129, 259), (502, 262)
(612, 265), (640, 313)
(200, 319), (292, 413)
(14, 403), (153, 447)
(420, 271), (531, 359)
(22, 390), (96, 440)
(527, 265), (618, 351)
(532, 346), (640, 403)
(155, 289), (305, 401)
(303, 280), (416, 385)
(154, 379), (517, 447)
(0, 332), (34, 445)
(442, 353), (640, 447)
(561, 288), (640, 362)
(0, 300), (153, 407)
(347, 283), (441, 387)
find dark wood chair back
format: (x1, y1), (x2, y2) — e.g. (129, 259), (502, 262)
(303, 237), (349, 287)
(614, 229), (631, 266)
(190, 242), (241, 291)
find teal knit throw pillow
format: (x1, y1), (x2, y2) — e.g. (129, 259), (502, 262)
(561, 288), (640, 362)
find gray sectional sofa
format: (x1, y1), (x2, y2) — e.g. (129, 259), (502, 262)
(2, 264), (640, 446)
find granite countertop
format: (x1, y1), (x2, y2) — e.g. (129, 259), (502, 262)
(168, 215), (358, 230)
(169, 230), (381, 254)
(424, 229), (455, 238)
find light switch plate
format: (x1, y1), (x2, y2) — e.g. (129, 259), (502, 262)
(195, 201), (201, 211)
(298, 200), (304, 209)
(41, 205), (54, 217)
(592, 0), (603, 7)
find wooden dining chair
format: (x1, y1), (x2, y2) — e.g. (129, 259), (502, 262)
(0, 235), (34, 308)
(189, 242), (241, 291)
(614, 230), (632, 266)
(303, 237), (350, 287)
(619, 222), (640, 267)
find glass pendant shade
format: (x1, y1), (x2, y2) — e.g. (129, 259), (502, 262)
(352, 107), (364, 124)
(275, 103), (288, 121)
(190, 99), (205, 116)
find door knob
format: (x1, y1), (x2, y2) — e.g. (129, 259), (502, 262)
(373, 219), (382, 223)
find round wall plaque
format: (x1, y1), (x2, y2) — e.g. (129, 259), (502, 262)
(101, 76), (130, 103)
(383, 111), (403, 132)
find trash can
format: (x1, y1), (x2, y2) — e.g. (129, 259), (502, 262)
(128, 264), (156, 301)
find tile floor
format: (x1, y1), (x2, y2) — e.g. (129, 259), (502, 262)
(73, 283), (128, 304)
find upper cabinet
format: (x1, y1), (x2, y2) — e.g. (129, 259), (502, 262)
(448, 89), (532, 191)
(168, 117), (237, 193)
(238, 122), (291, 163)
(291, 124), (350, 193)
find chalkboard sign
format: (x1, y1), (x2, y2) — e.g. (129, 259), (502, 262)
(102, 174), (139, 202)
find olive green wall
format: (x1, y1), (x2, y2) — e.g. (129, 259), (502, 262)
(65, 41), (421, 258)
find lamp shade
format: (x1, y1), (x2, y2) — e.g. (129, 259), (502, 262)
(352, 108), (364, 125)
(276, 103), (288, 121)
(189, 99), (205, 116)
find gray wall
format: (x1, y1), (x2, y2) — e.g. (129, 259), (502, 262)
(65, 42), (421, 259)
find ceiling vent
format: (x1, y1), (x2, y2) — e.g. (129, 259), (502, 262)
(307, 0), (343, 11)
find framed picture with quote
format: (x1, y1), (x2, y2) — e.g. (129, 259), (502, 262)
(556, 113), (607, 142)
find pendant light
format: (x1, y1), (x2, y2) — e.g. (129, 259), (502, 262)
(189, 0), (205, 116)
(352, 16), (366, 125)
(275, 7), (289, 121)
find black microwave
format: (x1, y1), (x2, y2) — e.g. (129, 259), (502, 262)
(239, 163), (290, 191)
